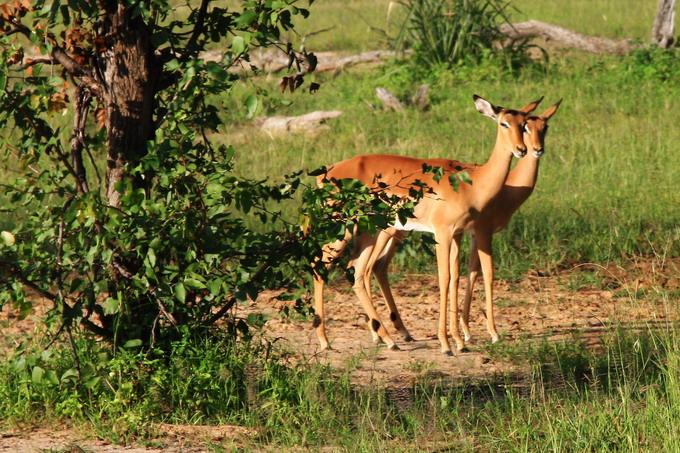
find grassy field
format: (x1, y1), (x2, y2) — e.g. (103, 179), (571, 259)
(219, 0), (680, 277)
(1, 1), (680, 451)
(290, 0), (662, 52)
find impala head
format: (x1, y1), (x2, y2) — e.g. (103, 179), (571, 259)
(523, 99), (562, 158)
(473, 95), (543, 158)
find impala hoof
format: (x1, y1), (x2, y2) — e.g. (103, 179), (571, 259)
(403, 335), (415, 342)
(444, 350), (454, 357)
(388, 344), (401, 351)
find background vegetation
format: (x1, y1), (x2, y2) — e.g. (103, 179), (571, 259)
(1, 0), (679, 451)
(222, 0), (679, 278)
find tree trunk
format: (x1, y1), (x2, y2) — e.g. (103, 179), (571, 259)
(99, 2), (156, 207)
(651, 0), (676, 48)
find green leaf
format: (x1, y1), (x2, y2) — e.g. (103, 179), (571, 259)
(458, 170), (472, 185)
(247, 312), (268, 328)
(32, 366), (45, 383)
(231, 36), (245, 55)
(124, 339), (143, 348)
(208, 278), (223, 296)
(61, 368), (79, 382)
(104, 297), (121, 315)
(81, 363), (96, 379)
(244, 94), (259, 119)
(13, 355), (26, 373)
(175, 282), (186, 303)
(206, 61), (229, 82)
(45, 370), (59, 386)
(147, 248), (157, 268)
(236, 9), (258, 27)
(449, 173), (460, 191)
(185, 278), (206, 289)
(84, 376), (100, 389)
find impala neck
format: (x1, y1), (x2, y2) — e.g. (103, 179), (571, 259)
(506, 154), (540, 189)
(470, 135), (515, 208)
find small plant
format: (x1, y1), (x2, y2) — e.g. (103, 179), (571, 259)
(391, 0), (545, 72)
(625, 45), (680, 83)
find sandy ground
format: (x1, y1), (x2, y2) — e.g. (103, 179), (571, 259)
(1, 258), (678, 452)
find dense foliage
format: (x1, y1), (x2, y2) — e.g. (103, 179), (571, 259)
(0, 0), (424, 353)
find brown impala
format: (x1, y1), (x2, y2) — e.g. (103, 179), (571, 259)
(313, 95), (543, 355)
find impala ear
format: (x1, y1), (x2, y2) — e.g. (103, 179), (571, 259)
(519, 96), (544, 113)
(540, 99), (562, 120)
(473, 95), (501, 120)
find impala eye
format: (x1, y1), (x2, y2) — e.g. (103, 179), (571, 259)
(523, 124), (531, 133)
(501, 122), (510, 129)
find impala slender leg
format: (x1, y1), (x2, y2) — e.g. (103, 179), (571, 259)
(351, 232), (398, 349)
(475, 231), (500, 342)
(361, 230), (394, 343)
(462, 234), (481, 342)
(312, 231), (352, 350)
(435, 232), (453, 355)
(448, 234), (466, 352)
(360, 239), (382, 345)
(372, 232), (413, 342)
(312, 271), (331, 350)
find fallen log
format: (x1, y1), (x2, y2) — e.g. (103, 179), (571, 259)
(254, 110), (343, 135)
(202, 49), (399, 74)
(499, 20), (636, 55)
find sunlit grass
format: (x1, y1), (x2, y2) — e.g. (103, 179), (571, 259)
(290, 0), (667, 53)
(217, 49), (680, 275)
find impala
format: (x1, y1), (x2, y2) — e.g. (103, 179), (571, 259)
(312, 95), (543, 355)
(355, 100), (561, 345)
(461, 100), (561, 342)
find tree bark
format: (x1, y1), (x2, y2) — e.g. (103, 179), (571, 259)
(99, 2), (156, 207)
(651, 0), (676, 48)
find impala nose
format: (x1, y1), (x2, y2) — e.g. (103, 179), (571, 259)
(515, 145), (527, 157)
(533, 147), (544, 157)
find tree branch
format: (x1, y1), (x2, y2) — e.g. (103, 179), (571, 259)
(1, 16), (103, 94)
(112, 258), (179, 326)
(3, 263), (58, 302)
(187, 0), (211, 53)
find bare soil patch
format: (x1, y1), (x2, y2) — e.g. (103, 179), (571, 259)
(1, 258), (678, 452)
(246, 259), (679, 387)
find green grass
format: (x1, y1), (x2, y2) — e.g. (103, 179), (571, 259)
(220, 49), (680, 277)
(289, 0), (667, 52)
(2, 308), (680, 451)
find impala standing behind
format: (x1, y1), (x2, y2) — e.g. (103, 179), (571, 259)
(313, 95), (543, 355)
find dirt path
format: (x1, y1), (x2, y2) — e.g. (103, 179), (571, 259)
(1, 259), (677, 452)
(246, 260), (678, 387)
